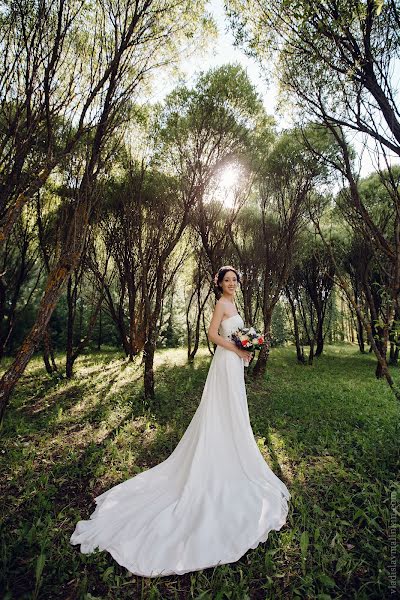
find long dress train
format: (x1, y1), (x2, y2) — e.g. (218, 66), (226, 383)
(70, 314), (290, 577)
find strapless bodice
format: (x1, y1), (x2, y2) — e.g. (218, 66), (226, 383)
(219, 314), (244, 338)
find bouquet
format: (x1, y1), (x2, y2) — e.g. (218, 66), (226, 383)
(230, 326), (265, 363)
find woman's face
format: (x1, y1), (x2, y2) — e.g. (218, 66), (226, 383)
(220, 270), (238, 296)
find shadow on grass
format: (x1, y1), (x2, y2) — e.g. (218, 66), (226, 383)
(1, 345), (399, 599)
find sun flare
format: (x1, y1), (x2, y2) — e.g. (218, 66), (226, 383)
(214, 164), (243, 208)
(218, 165), (240, 189)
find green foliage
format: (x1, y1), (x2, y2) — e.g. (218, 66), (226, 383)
(164, 63), (262, 130)
(357, 166), (400, 237)
(264, 124), (340, 186)
(271, 301), (289, 345)
(156, 64), (265, 178)
(1, 345), (398, 598)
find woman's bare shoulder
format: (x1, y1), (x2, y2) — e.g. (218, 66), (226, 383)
(216, 299), (231, 306)
(213, 299), (226, 313)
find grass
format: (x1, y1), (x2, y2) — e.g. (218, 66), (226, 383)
(0, 344), (399, 600)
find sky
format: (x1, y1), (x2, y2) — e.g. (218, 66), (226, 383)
(149, 0), (399, 180)
(149, 0), (278, 116)
(183, 0), (278, 116)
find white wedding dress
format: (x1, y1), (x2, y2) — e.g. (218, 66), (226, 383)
(70, 314), (290, 577)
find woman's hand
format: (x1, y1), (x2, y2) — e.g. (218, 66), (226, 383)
(236, 348), (252, 364)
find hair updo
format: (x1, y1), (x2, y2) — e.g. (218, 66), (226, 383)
(213, 265), (241, 293)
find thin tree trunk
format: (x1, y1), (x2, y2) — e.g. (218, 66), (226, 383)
(104, 286), (130, 355)
(42, 327), (57, 374)
(42, 335), (53, 374)
(313, 218), (399, 399)
(143, 329), (156, 401)
(388, 308), (400, 366)
(0, 259), (75, 421)
(66, 292), (104, 377)
(97, 308), (102, 350)
(66, 276), (75, 378)
(0, 278), (6, 361)
(143, 268), (164, 400)
(308, 337), (316, 365)
(204, 310), (214, 356)
(286, 286), (305, 364)
(253, 313), (272, 378)
(356, 312), (365, 353)
(315, 316), (324, 357)
(188, 287), (212, 362)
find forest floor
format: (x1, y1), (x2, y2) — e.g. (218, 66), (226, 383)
(1, 344), (399, 600)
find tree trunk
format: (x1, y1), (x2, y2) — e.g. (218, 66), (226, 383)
(374, 332), (386, 379)
(389, 342), (396, 365)
(0, 260), (73, 422)
(356, 312), (365, 353)
(188, 310), (202, 362)
(0, 278), (7, 361)
(66, 276), (75, 378)
(42, 327), (57, 374)
(392, 345), (399, 366)
(286, 286), (305, 364)
(315, 316), (324, 357)
(143, 268), (164, 401)
(253, 313), (272, 378)
(97, 308), (102, 350)
(127, 274), (138, 362)
(67, 288), (105, 378)
(143, 330), (156, 401)
(104, 286), (130, 355)
(388, 308), (400, 366)
(204, 310), (214, 356)
(188, 288), (211, 362)
(308, 337), (315, 365)
(42, 339), (53, 375)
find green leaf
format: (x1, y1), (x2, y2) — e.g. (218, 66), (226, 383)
(375, 0), (384, 16)
(300, 530), (309, 557)
(318, 573), (336, 588)
(194, 592), (212, 600)
(35, 553), (46, 585)
(101, 565), (114, 581)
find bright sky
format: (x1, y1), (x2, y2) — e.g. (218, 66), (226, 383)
(149, 0), (278, 116)
(185, 0), (278, 117)
(149, 0), (399, 180)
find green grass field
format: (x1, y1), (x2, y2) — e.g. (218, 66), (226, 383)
(1, 344), (399, 599)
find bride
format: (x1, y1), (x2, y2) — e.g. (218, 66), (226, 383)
(70, 265), (291, 577)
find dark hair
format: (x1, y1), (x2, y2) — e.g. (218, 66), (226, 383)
(214, 265), (241, 292)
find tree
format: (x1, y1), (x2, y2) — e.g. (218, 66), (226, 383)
(0, 206), (41, 360)
(95, 167), (146, 360)
(137, 168), (191, 401)
(0, 0), (210, 248)
(185, 245), (213, 362)
(0, 0), (211, 422)
(228, 205), (265, 328)
(139, 64), (265, 393)
(285, 235), (335, 364)
(250, 126), (334, 377)
(65, 236), (108, 378)
(227, 0), (400, 156)
(339, 167), (400, 372)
